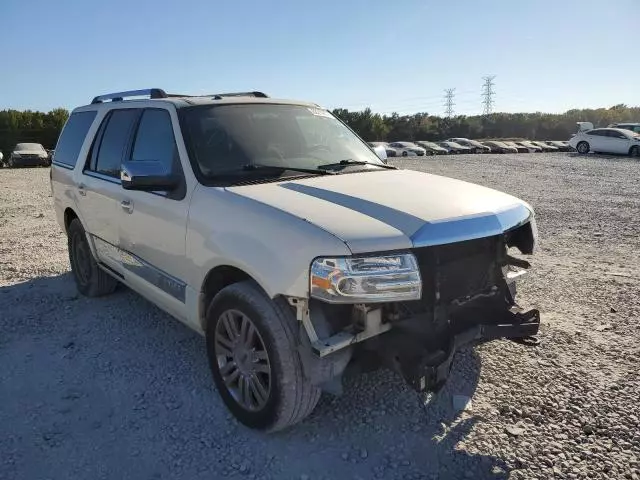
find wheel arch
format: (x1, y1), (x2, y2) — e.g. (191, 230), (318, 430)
(63, 207), (79, 234)
(199, 265), (267, 331)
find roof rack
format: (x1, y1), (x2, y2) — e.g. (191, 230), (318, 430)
(208, 91), (269, 99)
(91, 88), (168, 104)
(91, 89), (269, 104)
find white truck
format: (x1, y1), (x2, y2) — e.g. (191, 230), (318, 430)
(51, 89), (540, 431)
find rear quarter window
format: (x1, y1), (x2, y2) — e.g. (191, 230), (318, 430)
(54, 111), (97, 167)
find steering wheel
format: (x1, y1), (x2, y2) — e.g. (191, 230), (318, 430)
(266, 144), (285, 162)
(308, 144), (331, 153)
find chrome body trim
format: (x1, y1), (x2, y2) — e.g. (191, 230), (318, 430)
(83, 171), (121, 185)
(92, 235), (186, 302)
(410, 204), (533, 248)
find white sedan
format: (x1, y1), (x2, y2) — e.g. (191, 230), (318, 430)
(569, 128), (640, 157)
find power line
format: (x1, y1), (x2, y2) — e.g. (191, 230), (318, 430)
(444, 88), (455, 118)
(481, 75), (496, 115)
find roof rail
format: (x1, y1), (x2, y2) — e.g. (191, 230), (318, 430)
(209, 91), (269, 99)
(91, 88), (168, 104)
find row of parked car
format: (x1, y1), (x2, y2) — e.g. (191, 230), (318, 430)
(369, 138), (573, 157)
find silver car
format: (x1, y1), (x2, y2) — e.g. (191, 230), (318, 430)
(8, 143), (50, 167)
(387, 141), (426, 156)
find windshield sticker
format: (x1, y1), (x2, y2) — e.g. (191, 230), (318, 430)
(308, 107), (332, 118)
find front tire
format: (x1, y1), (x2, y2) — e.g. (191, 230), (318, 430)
(576, 141), (590, 154)
(630, 146), (640, 158)
(206, 282), (320, 431)
(68, 218), (118, 297)
(402, 151), (408, 157)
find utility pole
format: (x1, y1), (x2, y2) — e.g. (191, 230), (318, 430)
(481, 75), (496, 115)
(444, 88), (455, 118)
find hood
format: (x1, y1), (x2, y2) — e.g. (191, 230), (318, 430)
(227, 169), (534, 253)
(14, 149), (46, 156)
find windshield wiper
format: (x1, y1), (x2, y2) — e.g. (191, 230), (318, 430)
(242, 164), (336, 175)
(318, 159), (396, 171)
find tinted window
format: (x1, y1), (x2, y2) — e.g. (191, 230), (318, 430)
(93, 109), (138, 177)
(606, 130), (627, 139)
(54, 111), (96, 167)
(131, 109), (177, 170)
(181, 104), (382, 178)
(587, 130), (603, 136)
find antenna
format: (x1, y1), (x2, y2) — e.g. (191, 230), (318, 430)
(444, 88), (455, 118)
(481, 76), (496, 115)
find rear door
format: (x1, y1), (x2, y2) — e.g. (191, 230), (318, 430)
(76, 108), (139, 272)
(585, 130), (608, 152)
(117, 107), (190, 319)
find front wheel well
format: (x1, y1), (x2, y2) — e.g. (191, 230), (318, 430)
(200, 265), (254, 329)
(64, 208), (79, 233)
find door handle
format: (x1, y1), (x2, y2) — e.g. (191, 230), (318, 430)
(120, 199), (134, 214)
(78, 184), (87, 196)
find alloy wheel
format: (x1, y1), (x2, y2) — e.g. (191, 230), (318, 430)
(214, 309), (271, 411)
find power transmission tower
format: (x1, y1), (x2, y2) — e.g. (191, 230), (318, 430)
(481, 75), (496, 115)
(444, 88), (455, 118)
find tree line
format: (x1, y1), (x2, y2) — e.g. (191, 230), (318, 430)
(1, 104), (638, 156)
(0, 109), (69, 155)
(332, 104), (640, 142)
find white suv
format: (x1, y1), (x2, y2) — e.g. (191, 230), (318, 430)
(51, 88), (540, 431)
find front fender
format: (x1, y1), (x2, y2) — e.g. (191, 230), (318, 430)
(186, 185), (352, 299)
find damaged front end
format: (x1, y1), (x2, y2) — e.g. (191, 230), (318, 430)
(294, 215), (540, 394)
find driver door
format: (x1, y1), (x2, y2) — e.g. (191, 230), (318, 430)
(118, 107), (191, 321)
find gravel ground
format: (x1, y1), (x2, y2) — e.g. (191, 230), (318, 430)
(1, 153), (639, 480)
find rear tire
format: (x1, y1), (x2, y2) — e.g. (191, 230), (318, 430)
(630, 146), (640, 158)
(402, 151), (408, 157)
(206, 282), (320, 432)
(576, 141), (590, 154)
(68, 218), (118, 297)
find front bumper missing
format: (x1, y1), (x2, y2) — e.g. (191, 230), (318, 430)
(393, 307), (540, 393)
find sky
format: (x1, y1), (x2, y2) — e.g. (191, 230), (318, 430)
(1, 0), (638, 116)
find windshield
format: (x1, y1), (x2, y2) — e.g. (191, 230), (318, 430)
(180, 104), (384, 179)
(15, 143), (45, 151)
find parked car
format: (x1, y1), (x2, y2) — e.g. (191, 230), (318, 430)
(51, 88), (540, 431)
(446, 138), (491, 154)
(502, 141), (529, 153)
(607, 123), (640, 134)
(516, 141), (543, 153)
(0, 151), (3, 165)
(437, 141), (472, 154)
(530, 141), (558, 152)
(481, 141), (518, 154)
(544, 141), (572, 152)
(368, 142), (398, 158)
(387, 141), (426, 156)
(569, 127), (640, 157)
(7, 143), (50, 167)
(414, 141), (449, 155)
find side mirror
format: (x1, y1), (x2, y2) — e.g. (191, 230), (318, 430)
(372, 145), (388, 163)
(120, 161), (179, 191)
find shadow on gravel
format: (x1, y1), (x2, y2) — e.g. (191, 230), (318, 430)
(1, 273), (509, 480)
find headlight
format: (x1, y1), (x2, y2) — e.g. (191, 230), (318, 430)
(310, 253), (422, 303)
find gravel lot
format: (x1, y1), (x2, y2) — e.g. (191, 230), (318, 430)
(1, 153), (639, 480)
